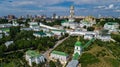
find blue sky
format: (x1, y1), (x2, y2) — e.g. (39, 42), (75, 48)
(0, 0), (120, 17)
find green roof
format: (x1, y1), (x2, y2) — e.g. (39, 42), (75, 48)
(31, 24), (39, 26)
(35, 32), (46, 35)
(26, 50), (41, 58)
(61, 20), (68, 23)
(0, 28), (10, 32)
(51, 50), (68, 56)
(75, 41), (82, 46)
(73, 53), (79, 60)
(51, 29), (66, 32)
(107, 22), (118, 25)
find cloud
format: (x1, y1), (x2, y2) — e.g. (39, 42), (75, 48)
(0, 0), (120, 17)
(114, 10), (120, 12)
(108, 4), (114, 9)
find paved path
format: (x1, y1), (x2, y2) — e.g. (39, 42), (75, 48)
(43, 36), (70, 61)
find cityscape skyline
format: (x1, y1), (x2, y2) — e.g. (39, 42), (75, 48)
(0, 0), (120, 17)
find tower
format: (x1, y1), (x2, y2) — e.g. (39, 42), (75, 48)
(69, 5), (75, 22)
(70, 5), (74, 18)
(74, 36), (82, 55)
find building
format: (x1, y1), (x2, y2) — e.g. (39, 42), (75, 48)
(25, 50), (45, 66)
(4, 41), (13, 47)
(97, 34), (111, 41)
(0, 28), (10, 36)
(8, 15), (15, 20)
(0, 23), (13, 28)
(80, 20), (93, 27)
(51, 29), (66, 36)
(50, 50), (68, 64)
(69, 5), (75, 22)
(74, 37), (82, 55)
(21, 28), (32, 31)
(80, 16), (96, 28)
(33, 32), (46, 37)
(29, 22), (40, 31)
(67, 37), (81, 67)
(66, 60), (79, 67)
(104, 22), (119, 32)
(84, 34), (94, 40)
(61, 5), (77, 29)
(12, 20), (19, 26)
(61, 21), (78, 29)
(69, 31), (97, 36)
(0, 33), (2, 39)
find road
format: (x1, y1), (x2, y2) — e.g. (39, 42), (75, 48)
(43, 36), (70, 61)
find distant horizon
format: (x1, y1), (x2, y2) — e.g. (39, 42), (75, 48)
(0, 0), (120, 17)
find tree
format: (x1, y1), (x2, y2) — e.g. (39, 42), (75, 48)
(49, 60), (56, 67)
(87, 27), (95, 31)
(10, 26), (20, 39)
(0, 45), (7, 57)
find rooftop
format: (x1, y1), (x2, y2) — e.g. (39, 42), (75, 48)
(51, 29), (66, 32)
(26, 50), (41, 58)
(73, 53), (79, 60)
(107, 22), (118, 25)
(75, 41), (82, 46)
(61, 20), (68, 23)
(34, 32), (46, 35)
(51, 50), (68, 56)
(0, 28), (10, 32)
(66, 60), (79, 67)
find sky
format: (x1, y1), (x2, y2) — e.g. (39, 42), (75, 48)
(0, 0), (120, 17)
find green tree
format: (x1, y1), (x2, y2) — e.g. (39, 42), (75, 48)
(87, 27), (95, 31)
(49, 60), (56, 67)
(10, 26), (20, 39)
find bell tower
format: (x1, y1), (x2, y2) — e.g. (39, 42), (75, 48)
(69, 5), (75, 22)
(74, 36), (82, 55)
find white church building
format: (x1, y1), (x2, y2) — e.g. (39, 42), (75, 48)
(50, 50), (69, 64)
(25, 50), (45, 66)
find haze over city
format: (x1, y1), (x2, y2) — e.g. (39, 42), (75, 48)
(0, 0), (120, 17)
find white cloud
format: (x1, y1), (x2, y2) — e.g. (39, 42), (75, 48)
(95, 6), (106, 9)
(114, 10), (120, 12)
(108, 4), (114, 9)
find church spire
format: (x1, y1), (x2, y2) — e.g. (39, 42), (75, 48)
(77, 36), (80, 41)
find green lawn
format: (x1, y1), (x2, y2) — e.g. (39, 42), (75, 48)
(80, 53), (100, 67)
(104, 57), (120, 67)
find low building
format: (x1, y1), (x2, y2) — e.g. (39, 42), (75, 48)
(66, 60), (79, 67)
(104, 22), (119, 32)
(0, 28), (10, 36)
(0, 23), (13, 28)
(97, 34), (111, 41)
(25, 50), (45, 66)
(0, 33), (2, 39)
(51, 29), (66, 36)
(50, 50), (68, 64)
(84, 34), (94, 40)
(5, 41), (13, 47)
(20, 28), (32, 31)
(80, 16), (96, 28)
(33, 32), (46, 37)
(29, 22), (40, 31)
(80, 21), (93, 27)
(69, 31), (97, 37)
(61, 21), (78, 29)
